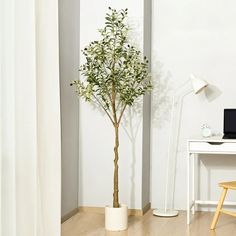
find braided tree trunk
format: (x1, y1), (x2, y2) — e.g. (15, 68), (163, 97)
(111, 79), (120, 208)
(113, 123), (119, 208)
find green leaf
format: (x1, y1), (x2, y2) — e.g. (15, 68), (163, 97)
(71, 7), (152, 121)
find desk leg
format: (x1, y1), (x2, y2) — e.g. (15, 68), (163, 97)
(187, 152), (190, 224)
(192, 154), (195, 215)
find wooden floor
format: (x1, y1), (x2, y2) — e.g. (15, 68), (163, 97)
(62, 210), (236, 236)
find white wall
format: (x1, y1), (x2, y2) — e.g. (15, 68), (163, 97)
(151, 0), (236, 210)
(79, 0), (151, 209)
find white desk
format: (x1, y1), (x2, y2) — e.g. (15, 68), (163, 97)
(187, 136), (236, 224)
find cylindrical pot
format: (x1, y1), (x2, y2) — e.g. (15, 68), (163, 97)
(105, 204), (128, 231)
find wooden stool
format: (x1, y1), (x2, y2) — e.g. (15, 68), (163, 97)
(210, 181), (236, 230)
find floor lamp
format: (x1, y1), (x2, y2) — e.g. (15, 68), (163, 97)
(153, 74), (208, 217)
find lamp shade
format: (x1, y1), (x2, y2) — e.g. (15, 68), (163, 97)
(190, 74), (208, 94)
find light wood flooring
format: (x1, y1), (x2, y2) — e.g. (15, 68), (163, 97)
(62, 210), (236, 236)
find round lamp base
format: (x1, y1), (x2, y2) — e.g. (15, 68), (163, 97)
(153, 209), (179, 217)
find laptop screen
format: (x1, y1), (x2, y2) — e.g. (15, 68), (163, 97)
(224, 109), (236, 134)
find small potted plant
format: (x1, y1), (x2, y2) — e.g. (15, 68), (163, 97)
(71, 8), (152, 231)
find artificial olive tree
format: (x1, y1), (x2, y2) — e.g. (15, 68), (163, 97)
(71, 8), (152, 208)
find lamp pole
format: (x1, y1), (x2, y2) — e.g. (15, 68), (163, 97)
(153, 75), (208, 217)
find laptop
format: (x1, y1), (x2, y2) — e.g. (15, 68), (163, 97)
(223, 109), (236, 139)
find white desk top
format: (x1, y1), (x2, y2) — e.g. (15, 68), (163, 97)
(189, 135), (236, 143)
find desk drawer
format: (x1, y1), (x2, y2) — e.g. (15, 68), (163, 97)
(189, 142), (236, 153)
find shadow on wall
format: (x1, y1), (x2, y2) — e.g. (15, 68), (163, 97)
(151, 65), (223, 128)
(128, 17), (142, 51)
(120, 59), (173, 208)
(204, 84), (222, 102)
(121, 98), (142, 209)
(151, 60), (172, 128)
(198, 154), (236, 211)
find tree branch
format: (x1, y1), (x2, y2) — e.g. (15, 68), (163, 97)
(92, 95), (114, 125)
(103, 79), (113, 105)
(102, 65), (113, 104)
(116, 100), (122, 111)
(118, 104), (127, 124)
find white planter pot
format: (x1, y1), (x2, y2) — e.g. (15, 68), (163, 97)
(105, 204), (128, 231)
